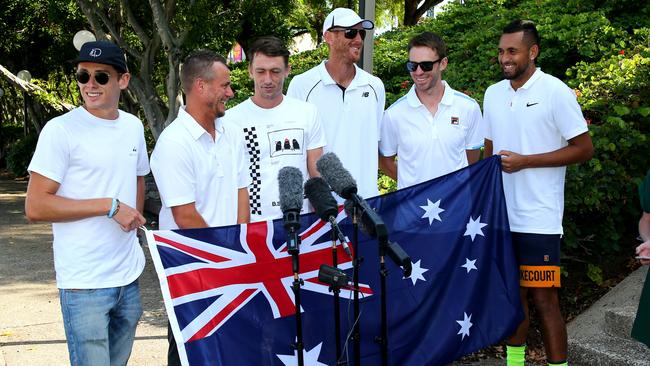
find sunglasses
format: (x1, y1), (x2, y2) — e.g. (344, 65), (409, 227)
(75, 70), (115, 85)
(406, 59), (443, 72)
(330, 28), (367, 40)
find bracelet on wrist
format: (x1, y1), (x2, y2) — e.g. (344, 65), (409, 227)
(107, 198), (121, 218)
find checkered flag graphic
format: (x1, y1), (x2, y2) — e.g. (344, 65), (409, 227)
(243, 127), (262, 215)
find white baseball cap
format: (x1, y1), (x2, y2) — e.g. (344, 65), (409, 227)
(322, 7), (374, 35)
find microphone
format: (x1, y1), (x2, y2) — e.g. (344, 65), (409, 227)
(278, 166), (304, 254)
(318, 153), (388, 242)
(304, 177), (351, 257)
(315, 152), (358, 200)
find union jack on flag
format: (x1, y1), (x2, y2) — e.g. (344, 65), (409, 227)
(146, 156), (523, 366)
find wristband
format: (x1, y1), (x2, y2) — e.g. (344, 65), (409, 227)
(108, 198), (121, 218)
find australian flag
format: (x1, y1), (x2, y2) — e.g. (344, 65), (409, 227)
(145, 156), (523, 365)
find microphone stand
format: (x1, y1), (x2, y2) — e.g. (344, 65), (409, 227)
(330, 229), (344, 364)
(286, 214), (304, 366)
(376, 238), (389, 366)
(351, 206), (361, 366)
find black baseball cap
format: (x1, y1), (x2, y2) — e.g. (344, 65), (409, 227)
(74, 41), (128, 73)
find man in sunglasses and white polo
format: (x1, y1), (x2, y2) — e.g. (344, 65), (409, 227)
(288, 7), (385, 200)
(379, 32), (484, 189)
(25, 40), (149, 365)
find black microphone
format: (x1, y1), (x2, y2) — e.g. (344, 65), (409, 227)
(304, 177), (351, 257)
(278, 166), (304, 254)
(315, 152), (358, 200)
(318, 153), (388, 242)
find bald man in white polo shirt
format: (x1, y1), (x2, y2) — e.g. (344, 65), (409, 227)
(379, 32), (483, 189)
(288, 7), (385, 199)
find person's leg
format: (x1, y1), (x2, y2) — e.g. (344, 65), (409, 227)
(168, 321), (181, 366)
(108, 280), (143, 366)
(506, 287), (529, 366)
(530, 287), (567, 364)
(60, 287), (116, 366)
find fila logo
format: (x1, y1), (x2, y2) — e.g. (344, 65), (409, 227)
(89, 48), (102, 57)
(362, 92), (370, 97)
(526, 102), (539, 107)
(451, 116), (459, 125)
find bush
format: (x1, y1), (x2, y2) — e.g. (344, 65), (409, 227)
(6, 134), (38, 177)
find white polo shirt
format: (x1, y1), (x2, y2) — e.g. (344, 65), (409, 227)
(484, 68), (588, 234)
(287, 60), (385, 199)
(379, 82), (484, 189)
(223, 96), (326, 222)
(151, 107), (250, 230)
(28, 107), (149, 289)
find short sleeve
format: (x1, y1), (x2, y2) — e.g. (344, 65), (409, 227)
(465, 101), (485, 150)
(136, 125), (150, 176)
(27, 121), (70, 183)
(306, 107), (326, 150)
(378, 110), (397, 157)
(551, 84), (588, 141)
(150, 137), (197, 208)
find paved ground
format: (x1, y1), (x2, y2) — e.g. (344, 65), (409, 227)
(0, 176), (508, 366)
(0, 178), (167, 366)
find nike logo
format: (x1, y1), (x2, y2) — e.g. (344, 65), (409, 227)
(526, 102), (539, 107)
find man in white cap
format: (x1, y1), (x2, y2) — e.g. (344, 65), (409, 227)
(288, 7), (385, 199)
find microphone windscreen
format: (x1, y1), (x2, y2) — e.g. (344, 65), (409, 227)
(304, 177), (338, 221)
(316, 152), (357, 199)
(278, 166), (304, 213)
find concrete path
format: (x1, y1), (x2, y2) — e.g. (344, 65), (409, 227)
(0, 178), (167, 366)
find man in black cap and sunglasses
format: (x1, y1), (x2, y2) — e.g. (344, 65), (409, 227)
(25, 40), (149, 365)
(379, 32), (484, 189)
(288, 7), (385, 200)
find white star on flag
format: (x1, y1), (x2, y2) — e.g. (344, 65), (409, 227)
(456, 312), (473, 340)
(464, 215), (487, 241)
(420, 199), (445, 225)
(405, 259), (428, 285)
(461, 258), (477, 273)
(277, 341), (327, 366)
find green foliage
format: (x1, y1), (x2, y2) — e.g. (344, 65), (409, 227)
(587, 263), (603, 286)
(6, 134), (37, 177)
(364, 0), (650, 263)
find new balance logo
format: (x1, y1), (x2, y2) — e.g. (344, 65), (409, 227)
(362, 92), (370, 97)
(526, 102), (539, 107)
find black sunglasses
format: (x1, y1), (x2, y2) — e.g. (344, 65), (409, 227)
(406, 59), (443, 72)
(330, 28), (367, 40)
(75, 70), (113, 85)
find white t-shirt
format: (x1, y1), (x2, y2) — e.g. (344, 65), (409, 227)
(27, 106), (149, 289)
(484, 68), (588, 234)
(379, 82), (484, 189)
(223, 97), (326, 222)
(288, 61), (385, 199)
(151, 107), (250, 230)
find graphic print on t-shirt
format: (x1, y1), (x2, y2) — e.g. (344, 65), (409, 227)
(268, 128), (305, 158)
(243, 126), (262, 215)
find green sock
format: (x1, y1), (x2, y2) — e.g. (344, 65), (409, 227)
(548, 362), (568, 366)
(506, 344), (526, 366)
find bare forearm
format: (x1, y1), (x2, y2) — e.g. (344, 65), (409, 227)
(26, 193), (112, 222)
(379, 155), (397, 181)
(466, 149), (481, 165)
(640, 212), (650, 242)
(307, 148), (323, 178)
(237, 188), (250, 224)
(136, 176), (145, 214)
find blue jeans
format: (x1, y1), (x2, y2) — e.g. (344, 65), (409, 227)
(59, 280), (143, 366)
